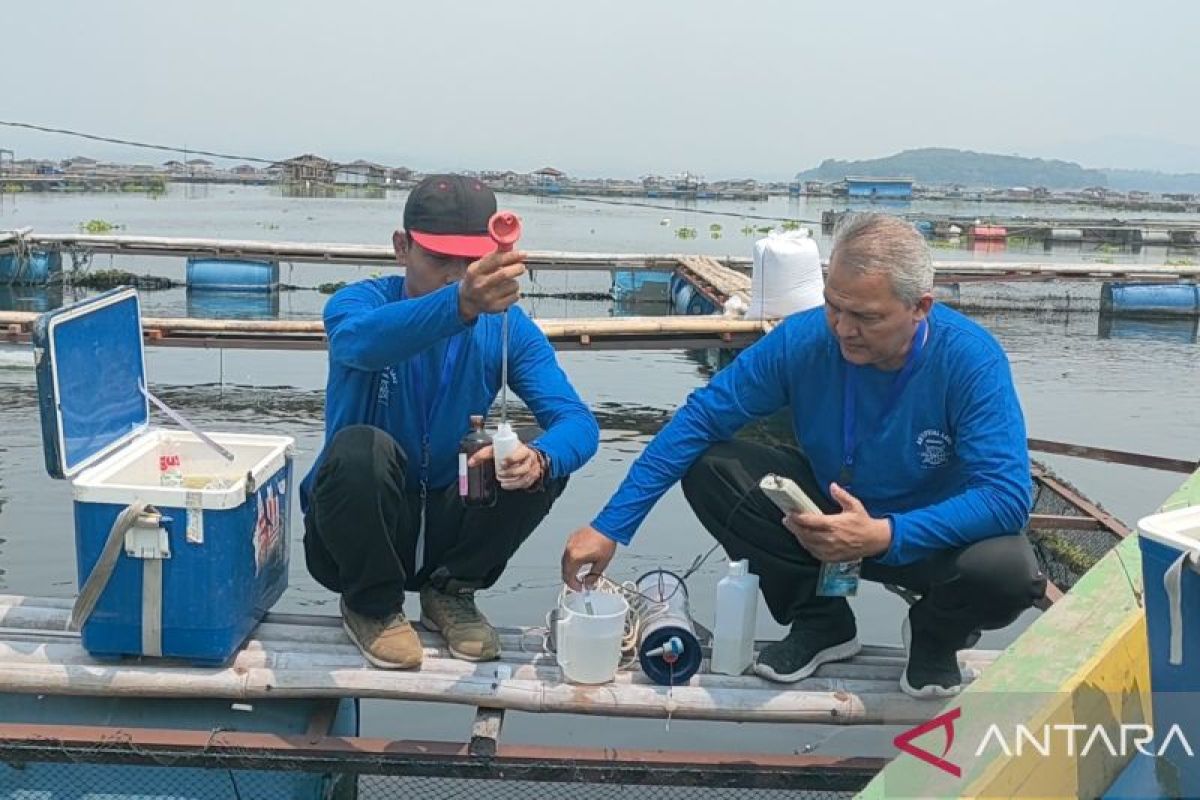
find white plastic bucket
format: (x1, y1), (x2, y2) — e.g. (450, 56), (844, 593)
(555, 590), (628, 685)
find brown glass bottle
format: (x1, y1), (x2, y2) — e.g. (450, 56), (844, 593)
(459, 415), (497, 507)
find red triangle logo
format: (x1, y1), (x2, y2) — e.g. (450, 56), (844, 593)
(893, 706), (962, 778)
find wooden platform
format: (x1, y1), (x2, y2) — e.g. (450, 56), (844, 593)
(0, 311), (767, 352)
(0, 595), (997, 726)
(676, 255), (752, 306)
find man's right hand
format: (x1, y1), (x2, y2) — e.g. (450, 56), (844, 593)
(458, 249), (527, 323)
(561, 525), (618, 590)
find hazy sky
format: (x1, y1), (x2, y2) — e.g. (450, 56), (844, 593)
(6, 0), (1199, 179)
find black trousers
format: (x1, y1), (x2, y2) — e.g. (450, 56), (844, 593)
(304, 425), (566, 618)
(681, 440), (1046, 647)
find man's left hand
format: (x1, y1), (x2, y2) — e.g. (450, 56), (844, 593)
(473, 442), (543, 491)
(783, 483), (892, 561)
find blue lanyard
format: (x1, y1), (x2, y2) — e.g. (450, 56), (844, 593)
(840, 320), (928, 488)
(409, 333), (464, 494)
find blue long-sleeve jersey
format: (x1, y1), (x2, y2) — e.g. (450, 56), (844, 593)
(592, 304), (1032, 566)
(300, 277), (599, 512)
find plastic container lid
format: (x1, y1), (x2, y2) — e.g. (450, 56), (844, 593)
(1139, 505), (1200, 556)
(33, 287), (149, 479)
(729, 559), (748, 577)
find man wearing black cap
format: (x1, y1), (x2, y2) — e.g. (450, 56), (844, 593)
(300, 175), (599, 669)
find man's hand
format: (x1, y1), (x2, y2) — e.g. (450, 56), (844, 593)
(458, 249), (527, 323)
(467, 442), (543, 491)
(561, 525), (618, 590)
(783, 483), (892, 562)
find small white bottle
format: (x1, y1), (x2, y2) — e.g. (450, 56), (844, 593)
(710, 559), (759, 676)
(491, 421), (520, 484)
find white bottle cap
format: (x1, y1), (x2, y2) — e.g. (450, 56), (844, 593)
(729, 559), (748, 577)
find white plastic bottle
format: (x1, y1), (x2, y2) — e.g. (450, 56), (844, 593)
(710, 559), (759, 675)
(491, 421), (520, 484)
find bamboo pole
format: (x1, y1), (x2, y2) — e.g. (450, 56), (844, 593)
(0, 660), (939, 724)
(18, 233), (752, 270)
(0, 311), (767, 339)
(0, 600), (998, 674)
(0, 625), (987, 685)
(0, 638), (933, 695)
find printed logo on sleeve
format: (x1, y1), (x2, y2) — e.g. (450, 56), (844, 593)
(916, 429), (954, 468)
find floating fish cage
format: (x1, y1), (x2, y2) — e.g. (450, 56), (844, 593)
(0, 694), (359, 799)
(186, 258), (280, 293)
(612, 269), (672, 304)
(0, 250), (63, 286)
(1026, 462), (1126, 592)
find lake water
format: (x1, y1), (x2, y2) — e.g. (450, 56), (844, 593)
(0, 185), (1196, 758)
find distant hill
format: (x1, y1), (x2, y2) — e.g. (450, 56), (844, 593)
(1103, 168), (1200, 193)
(795, 148), (1108, 190)
(795, 147), (1200, 193)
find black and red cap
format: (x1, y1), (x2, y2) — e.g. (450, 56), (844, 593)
(403, 174), (498, 258)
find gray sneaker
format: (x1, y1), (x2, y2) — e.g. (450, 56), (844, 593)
(753, 618), (860, 683)
(340, 598), (423, 670)
(420, 586), (501, 662)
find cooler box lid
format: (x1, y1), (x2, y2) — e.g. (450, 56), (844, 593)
(1139, 505), (1200, 555)
(33, 287), (149, 479)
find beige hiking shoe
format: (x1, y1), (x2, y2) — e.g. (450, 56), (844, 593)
(419, 586), (501, 662)
(340, 598), (423, 670)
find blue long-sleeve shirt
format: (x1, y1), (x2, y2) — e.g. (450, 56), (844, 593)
(300, 277), (599, 512)
(592, 304), (1032, 566)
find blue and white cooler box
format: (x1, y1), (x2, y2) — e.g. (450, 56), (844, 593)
(33, 287), (294, 664)
(1138, 503), (1200, 795)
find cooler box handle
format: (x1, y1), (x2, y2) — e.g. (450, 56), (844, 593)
(71, 500), (172, 657)
(1164, 547), (1200, 666)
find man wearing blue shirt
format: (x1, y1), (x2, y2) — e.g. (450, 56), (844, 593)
(562, 213), (1045, 698)
(303, 175), (599, 670)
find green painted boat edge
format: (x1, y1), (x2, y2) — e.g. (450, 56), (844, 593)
(857, 469), (1200, 799)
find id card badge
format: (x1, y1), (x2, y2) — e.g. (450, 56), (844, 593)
(817, 559), (862, 597)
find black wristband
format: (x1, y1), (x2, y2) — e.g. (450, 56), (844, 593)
(526, 446), (550, 492)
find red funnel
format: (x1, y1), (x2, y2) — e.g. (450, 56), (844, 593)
(488, 211), (521, 252)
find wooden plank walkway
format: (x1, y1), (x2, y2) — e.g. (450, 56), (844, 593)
(0, 595), (997, 725)
(676, 255), (752, 306)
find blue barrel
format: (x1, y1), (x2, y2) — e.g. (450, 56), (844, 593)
(668, 274), (716, 316)
(1100, 282), (1200, 318)
(186, 258), (279, 292)
(914, 220), (934, 236)
(0, 251), (63, 285)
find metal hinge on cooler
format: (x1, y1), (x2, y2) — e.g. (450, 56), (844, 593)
(124, 511), (172, 560)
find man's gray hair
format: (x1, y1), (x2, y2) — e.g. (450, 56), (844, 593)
(829, 213), (934, 306)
